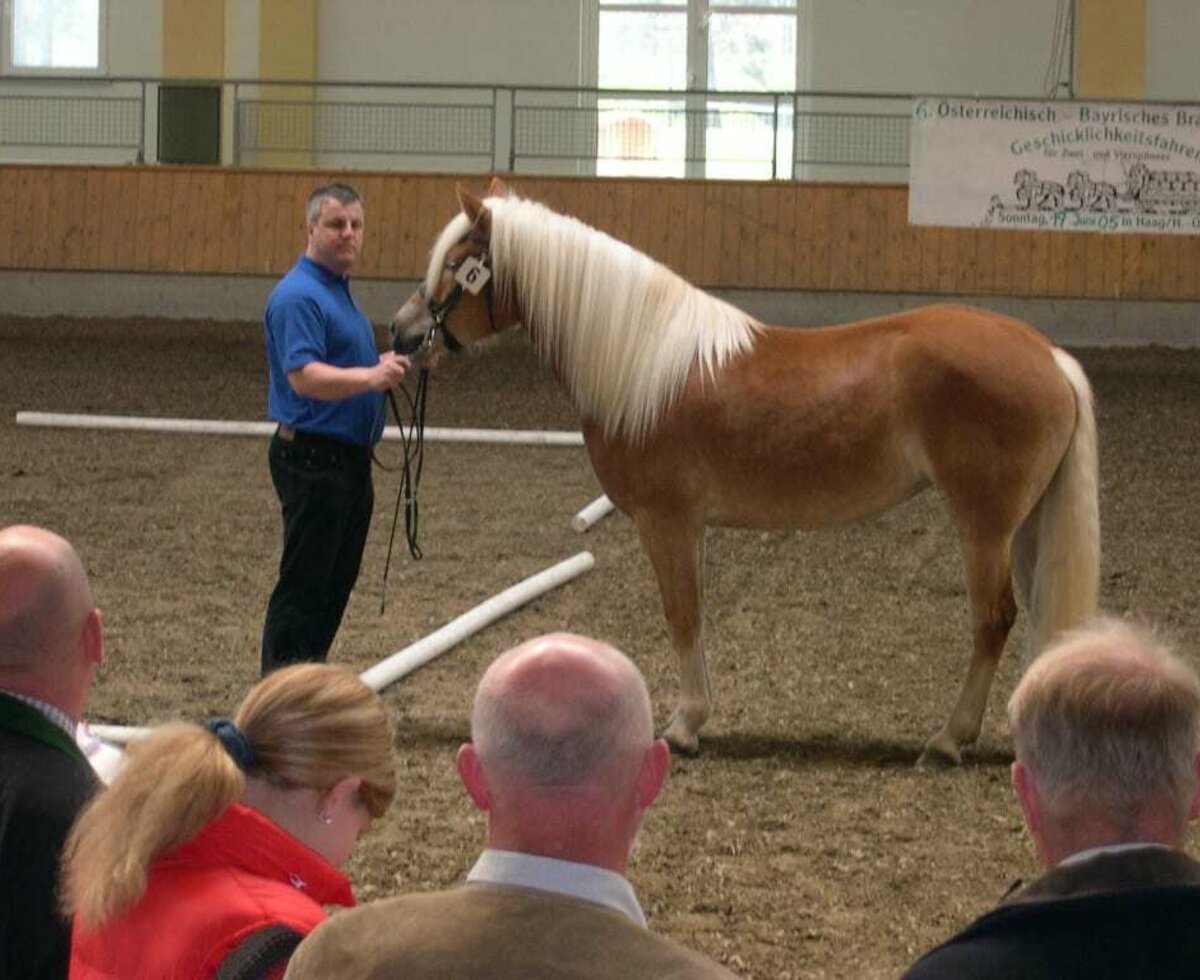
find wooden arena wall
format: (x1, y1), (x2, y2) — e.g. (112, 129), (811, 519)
(2, 164), (1198, 301)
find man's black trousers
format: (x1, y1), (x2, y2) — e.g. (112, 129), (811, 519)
(262, 429), (373, 674)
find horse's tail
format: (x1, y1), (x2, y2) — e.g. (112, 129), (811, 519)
(1014, 348), (1101, 659)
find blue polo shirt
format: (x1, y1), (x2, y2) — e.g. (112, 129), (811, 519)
(264, 256), (384, 447)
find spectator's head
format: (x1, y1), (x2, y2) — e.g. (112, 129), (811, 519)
(63, 663), (396, 929)
(0, 524), (103, 719)
(457, 632), (669, 874)
(304, 182), (364, 276)
(1008, 618), (1200, 867)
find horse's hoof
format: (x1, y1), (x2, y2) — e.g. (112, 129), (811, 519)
(667, 735), (701, 757)
(662, 716), (701, 756)
(916, 742), (962, 768)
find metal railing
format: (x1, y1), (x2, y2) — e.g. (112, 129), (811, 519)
(0, 79), (146, 162)
(0, 75), (916, 180)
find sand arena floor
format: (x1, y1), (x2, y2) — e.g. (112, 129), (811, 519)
(2, 315), (1198, 978)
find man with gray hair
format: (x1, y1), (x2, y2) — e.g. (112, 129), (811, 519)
(904, 618), (1200, 978)
(286, 632), (738, 979)
(0, 525), (105, 979)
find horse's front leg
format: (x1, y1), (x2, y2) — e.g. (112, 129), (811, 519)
(633, 511), (709, 755)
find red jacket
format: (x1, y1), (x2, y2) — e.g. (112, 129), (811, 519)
(70, 802), (354, 979)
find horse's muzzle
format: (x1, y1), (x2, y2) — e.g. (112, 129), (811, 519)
(390, 288), (437, 358)
(392, 330), (427, 357)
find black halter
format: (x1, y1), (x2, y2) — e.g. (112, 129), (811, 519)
(406, 240), (495, 358)
(416, 281), (466, 353)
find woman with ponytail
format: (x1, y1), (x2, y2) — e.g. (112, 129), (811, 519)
(63, 663), (396, 979)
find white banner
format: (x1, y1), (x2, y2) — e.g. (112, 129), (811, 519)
(909, 97), (1200, 234)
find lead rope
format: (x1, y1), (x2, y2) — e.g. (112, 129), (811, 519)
(378, 366), (429, 614)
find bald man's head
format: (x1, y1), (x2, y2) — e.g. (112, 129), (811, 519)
(470, 633), (655, 790)
(0, 525), (95, 673)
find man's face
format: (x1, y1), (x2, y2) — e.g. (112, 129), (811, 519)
(306, 197), (364, 276)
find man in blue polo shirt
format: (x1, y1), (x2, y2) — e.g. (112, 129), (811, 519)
(261, 182), (410, 673)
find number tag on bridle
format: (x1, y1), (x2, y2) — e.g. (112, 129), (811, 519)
(454, 255), (491, 295)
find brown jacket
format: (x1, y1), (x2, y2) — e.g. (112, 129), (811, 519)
(284, 882), (738, 979)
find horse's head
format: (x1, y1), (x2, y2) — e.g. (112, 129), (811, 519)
(390, 177), (516, 366)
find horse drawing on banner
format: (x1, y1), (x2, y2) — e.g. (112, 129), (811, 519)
(391, 178), (1100, 765)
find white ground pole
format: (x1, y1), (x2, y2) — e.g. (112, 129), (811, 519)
(15, 412), (584, 447)
(85, 551), (596, 747)
(359, 550), (595, 692)
(571, 494), (615, 533)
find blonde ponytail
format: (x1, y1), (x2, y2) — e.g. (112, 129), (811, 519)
(62, 723), (242, 929)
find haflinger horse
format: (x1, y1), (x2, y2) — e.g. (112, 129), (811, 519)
(392, 177), (1100, 765)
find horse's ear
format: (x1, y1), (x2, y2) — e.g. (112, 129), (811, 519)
(486, 175), (511, 198)
(457, 183), (485, 223)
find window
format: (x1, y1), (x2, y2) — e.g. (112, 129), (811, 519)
(597, 2), (687, 177)
(6, 0), (104, 73)
(596, 0), (798, 179)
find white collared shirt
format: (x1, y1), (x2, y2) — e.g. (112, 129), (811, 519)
(466, 848), (647, 927)
(1058, 841), (1172, 868)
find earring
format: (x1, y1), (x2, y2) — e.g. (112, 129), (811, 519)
(319, 811), (334, 825)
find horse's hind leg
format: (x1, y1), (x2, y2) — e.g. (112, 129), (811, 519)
(633, 512), (709, 755)
(919, 536), (1017, 766)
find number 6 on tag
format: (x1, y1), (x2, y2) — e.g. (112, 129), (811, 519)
(454, 256), (491, 295)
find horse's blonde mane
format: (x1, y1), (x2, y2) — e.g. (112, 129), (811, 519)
(424, 194), (759, 444)
(424, 210), (473, 300)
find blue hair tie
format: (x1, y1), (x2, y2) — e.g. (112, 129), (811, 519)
(204, 718), (258, 773)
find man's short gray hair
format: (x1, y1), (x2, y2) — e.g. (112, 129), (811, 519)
(1009, 618), (1200, 828)
(305, 182), (362, 227)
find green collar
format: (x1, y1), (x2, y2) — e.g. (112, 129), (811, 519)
(0, 691), (88, 766)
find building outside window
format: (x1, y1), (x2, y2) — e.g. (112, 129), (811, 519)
(597, 0), (798, 178)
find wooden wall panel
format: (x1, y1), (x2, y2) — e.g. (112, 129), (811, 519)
(591, 180), (616, 246)
(250, 172), (280, 275)
(1121, 238), (1146, 298)
(972, 229), (995, 295)
(648, 180), (671, 271)
(1, 164), (1197, 303)
(844, 187), (868, 292)
(766, 184), (787, 289)
(277, 174), (307, 274)
(183, 171), (210, 271)
(790, 184), (813, 289)
(736, 185), (759, 287)
(392, 177), (419, 280)
(682, 180), (705, 283)
(663, 182), (688, 278)
(9, 169), (33, 269)
(826, 187), (850, 291)
(80, 170), (107, 269)
(700, 182), (722, 286)
(1179, 236), (1199, 300)
(1100, 235), (1124, 299)
(809, 187), (833, 290)
(0, 168), (14, 268)
(418, 177), (448, 269)
(27, 167), (52, 269)
(373, 175), (402, 280)
(60, 168), (88, 270)
(864, 189), (887, 292)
